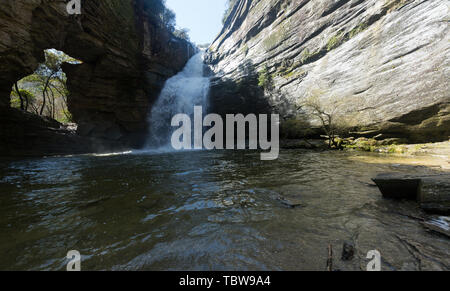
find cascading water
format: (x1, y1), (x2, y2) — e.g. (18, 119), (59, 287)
(146, 52), (210, 149)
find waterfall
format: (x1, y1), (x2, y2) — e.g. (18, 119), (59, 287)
(146, 52), (210, 149)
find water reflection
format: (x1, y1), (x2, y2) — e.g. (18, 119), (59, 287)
(0, 150), (448, 270)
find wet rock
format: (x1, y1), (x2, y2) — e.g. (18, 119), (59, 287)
(372, 173), (421, 200)
(419, 176), (450, 215)
(341, 242), (355, 261)
(421, 217), (450, 238)
(378, 138), (409, 146)
(280, 139), (324, 150)
(0, 108), (111, 156)
(373, 173), (450, 215)
(276, 195), (304, 209)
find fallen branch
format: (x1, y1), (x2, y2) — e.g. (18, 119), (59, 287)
(327, 244), (333, 271)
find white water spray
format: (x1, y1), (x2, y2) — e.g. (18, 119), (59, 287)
(146, 52), (210, 149)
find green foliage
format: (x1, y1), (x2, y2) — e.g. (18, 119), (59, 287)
(60, 110), (73, 123)
(326, 22), (370, 52)
(10, 89), (35, 109)
(143, 0), (189, 39)
(300, 48), (322, 65)
(162, 7), (176, 33)
(258, 65), (273, 90)
(383, 0), (409, 13)
(10, 49), (77, 123)
(173, 28), (190, 41)
(348, 23), (368, 39)
(327, 33), (344, 51)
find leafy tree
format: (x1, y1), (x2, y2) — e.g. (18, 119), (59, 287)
(302, 93), (350, 149)
(258, 65), (273, 90)
(162, 7), (176, 33)
(11, 49), (78, 122)
(174, 28), (190, 41)
(11, 88), (34, 111)
(34, 49), (78, 117)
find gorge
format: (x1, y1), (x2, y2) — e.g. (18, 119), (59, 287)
(0, 0), (448, 156)
(0, 0), (449, 272)
(0, 0), (195, 156)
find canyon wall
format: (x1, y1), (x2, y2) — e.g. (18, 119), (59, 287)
(0, 0), (195, 156)
(207, 0), (450, 142)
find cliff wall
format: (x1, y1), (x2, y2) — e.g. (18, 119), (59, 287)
(207, 0), (450, 142)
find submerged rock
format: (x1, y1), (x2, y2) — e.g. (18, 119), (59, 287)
(276, 195), (304, 208)
(341, 242), (355, 261)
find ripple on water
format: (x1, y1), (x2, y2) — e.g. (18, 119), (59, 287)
(0, 150), (449, 270)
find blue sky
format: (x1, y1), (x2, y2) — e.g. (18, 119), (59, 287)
(166, 0), (228, 45)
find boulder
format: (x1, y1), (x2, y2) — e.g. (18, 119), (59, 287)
(373, 173), (450, 215)
(276, 195), (304, 208)
(419, 176), (450, 215)
(341, 242), (355, 261)
(372, 173), (421, 200)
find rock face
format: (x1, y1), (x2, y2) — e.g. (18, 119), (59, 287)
(0, 0), (195, 156)
(0, 108), (123, 156)
(206, 0), (450, 142)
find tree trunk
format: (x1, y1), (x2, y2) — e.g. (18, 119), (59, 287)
(40, 76), (52, 116)
(14, 82), (24, 111)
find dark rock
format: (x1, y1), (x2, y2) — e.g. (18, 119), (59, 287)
(0, 0), (196, 156)
(419, 176), (450, 215)
(341, 242), (355, 261)
(373, 173), (450, 215)
(276, 195), (304, 208)
(280, 139), (323, 150)
(0, 108), (123, 156)
(372, 173), (421, 200)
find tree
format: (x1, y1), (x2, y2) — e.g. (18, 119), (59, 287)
(14, 82), (25, 110)
(302, 94), (350, 149)
(174, 28), (190, 41)
(11, 88), (34, 112)
(11, 49), (78, 122)
(162, 8), (176, 33)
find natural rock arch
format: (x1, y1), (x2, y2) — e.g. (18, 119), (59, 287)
(0, 0), (195, 155)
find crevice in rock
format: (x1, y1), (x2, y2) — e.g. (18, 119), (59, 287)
(321, 0), (352, 17)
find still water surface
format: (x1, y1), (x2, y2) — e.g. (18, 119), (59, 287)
(0, 150), (448, 270)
